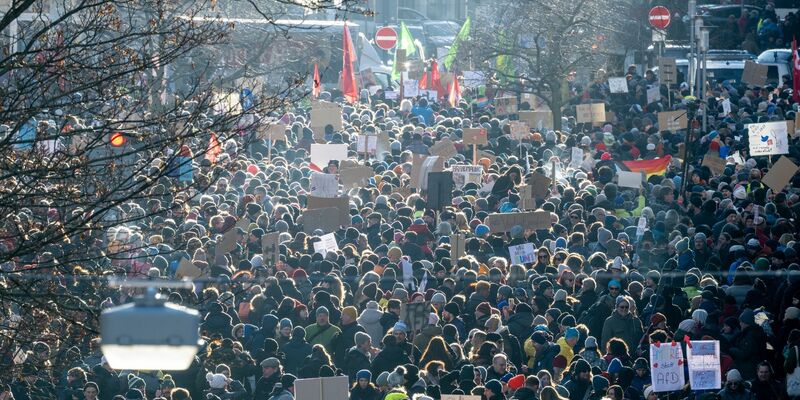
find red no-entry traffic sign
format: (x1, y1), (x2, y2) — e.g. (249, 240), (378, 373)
(649, 6), (671, 30)
(375, 27), (398, 50)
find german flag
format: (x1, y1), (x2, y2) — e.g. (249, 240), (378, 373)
(619, 155), (671, 178)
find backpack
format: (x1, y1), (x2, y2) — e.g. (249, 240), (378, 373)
(788, 347), (800, 397)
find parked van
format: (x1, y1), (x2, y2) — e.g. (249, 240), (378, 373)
(756, 49), (792, 86)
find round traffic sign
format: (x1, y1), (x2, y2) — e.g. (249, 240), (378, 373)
(648, 6), (671, 30)
(375, 27), (398, 50)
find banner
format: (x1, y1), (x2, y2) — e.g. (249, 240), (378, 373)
(748, 121), (789, 156)
(509, 243), (536, 265)
(310, 144), (348, 169)
(687, 340), (721, 391)
(649, 342), (685, 392)
(452, 165), (483, 188)
(313, 233), (339, 256)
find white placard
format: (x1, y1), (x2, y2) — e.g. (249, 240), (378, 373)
(748, 121), (789, 156)
(508, 243), (536, 265)
(310, 172), (339, 198)
(452, 165), (483, 188)
(608, 77), (629, 94)
(650, 342), (686, 392)
(721, 98), (731, 116)
(509, 121), (529, 140)
(313, 233), (339, 256)
(310, 144), (348, 169)
(647, 86), (660, 104)
(570, 147), (584, 168)
(636, 216), (647, 239)
(617, 171), (644, 188)
(357, 135), (378, 155)
(403, 79), (419, 98)
(687, 340), (721, 391)
(385, 91), (399, 100)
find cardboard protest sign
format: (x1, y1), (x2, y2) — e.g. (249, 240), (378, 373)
(452, 165), (483, 188)
(175, 258), (203, 279)
(356, 135), (378, 155)
(576, 104), (593, 123)
(429, 138), (458, 159)
(462, 128), (488, 145)
(302, 207), (342, 234)
(310, 143), (348, 169)
(519, 110), (553, 131)
(485, 211), (551, 232)
(527, 173), (552, 198)
(761, 156), (799, 192)
(658, 111), (688, 132)
(702, 154), (727, 175)
(509, 243), (536, 265)
(451, 234), (466, 260)
(495, 97), (518, 116)
(509, 121), (529, 140)
(748, 121), (789, 156)
(649, 342), (685, 392)
(687, 340), (721, 391)
(261, 232), (280, 266)
(217, 228), (238, 254)
(617, 171), (645, 189)
(310, 101), (343, 141)
(295, 376), (349, 400)
(339, 166), (373, 188)
(411, 154), (444, 189)
(590, 103), (606, 126)
(608, 77), (628, 94)
(518, 186), (534, 210)
(257, 123), (286, 141)
(427, 171), (454, 210)
(313, 233), (339, 256)
(658, 57), (677, 85)
(477, 150), (497, 163)
(647, 86), (661, 104)
(306, 196), (351, 227)
(310, 172), (339, 198)
(742, 60), (768, 86)
(403, 79), (420, 97)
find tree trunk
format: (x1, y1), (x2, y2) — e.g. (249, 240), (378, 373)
(549, 79), (563, 131)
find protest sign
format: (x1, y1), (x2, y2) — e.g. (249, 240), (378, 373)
(509, 121), (529, 140)
(608, 77), (628, 94)
(310, 143), (348, 168)
(420, 90), (438, 101)
(519, 110), (554, 131)
(302, 207), (342, 234)
(761, 156), (800, 192)
(427, 172), (454, 210)
(339, 166), (373, 188)
(687, 340), (721, 391)
(721, 98), (731, 116)
(295, 376), (349, 400)
(261, 232), (280, 266)
(658, 111), (688, 132)
(576, 104), (606, 125)
(403, 79), (420, 97)
(617, 171), (644, 189)
(570, 147), (584, 169)
(485, 211), (550, 232)
(411, 155), (444, 189)
(452, 165), (483, 188)
(590, 103), (606, 126)
(528, 173), (552, 198)
(257, 123), (286, 141)
(429, 138), (458, 159)
(702, 154), (727, 175)
(635, 216), (647, 239)
(649, 342), (685, 392)
(175, 258), (202, 279)
(313, 233), (339, 256)
(384, 91), (399, 100)
(310, 101), (343, 141)
(307, 196), (351, 227)
(217, 228), (238, 255)
(310, 172), (339, 198)
(495, 97), (518, 116)
(509, 243), (536, 265)
(647, 86), (661, 104)
(451, 234), (466, 260)
(747, 121), (789, 156)
(658, 57), (677, 85)
(742, 60), (768, 86)
(462, 128), (488, 145)
(356, 135), (378, 155)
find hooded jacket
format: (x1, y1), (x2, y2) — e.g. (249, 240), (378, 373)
(358, 306), (385, 345)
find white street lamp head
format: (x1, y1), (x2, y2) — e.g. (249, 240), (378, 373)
(100, 288), (201, 370)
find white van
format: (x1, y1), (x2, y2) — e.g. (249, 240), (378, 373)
(756, 49), (792, 86)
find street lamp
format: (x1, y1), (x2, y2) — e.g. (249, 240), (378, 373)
(101, 286), (201, 370)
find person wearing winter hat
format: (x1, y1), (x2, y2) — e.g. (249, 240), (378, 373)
(304, 305), (341, 353)
(728, 308), (766, 381)
(375, 371), (390, 391)
(643, 385), (656, 400)
(564, 358), (592, 399)
(484, 379), (504, 400)
(351, 369), (379, 400)
(593, 375), (610, 396)
(556, 327), (579, 365)
(579, 336), (608, 371)
(719, 369), (751, 399)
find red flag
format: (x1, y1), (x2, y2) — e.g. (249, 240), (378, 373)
(205, 133), (222, 164)
(419, 61), (444, 98)
(793, 36), (800, 103)
(448, 76), (461, 107)
(313, 64), (321, 98)
(341, 23), (358, 104)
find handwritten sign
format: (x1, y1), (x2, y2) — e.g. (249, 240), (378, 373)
(509, 121), (529, 140)
(687, 340), (721, 391)
(495, 97), (518, 116)
(748, 121), (789, 156)
(608, 77), (628, 94)
(650, 342), (685, 392)
(463, 128), (488, 145)
(509, 243), (536, 265)
(313, 233), (339, 256)
(647, 86), (661, 104)
(658, 111), (688, 132)
(452, 165), (483, 188)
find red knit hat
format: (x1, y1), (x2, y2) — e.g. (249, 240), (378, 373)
(508, 374), (525, 390)
(553, 355), (568, 369)
(650, 312), (667, 326)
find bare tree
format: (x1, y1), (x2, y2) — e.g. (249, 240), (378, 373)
(465, 0), (635, 129)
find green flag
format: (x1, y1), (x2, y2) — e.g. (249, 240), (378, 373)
(496, 31), (515, 84)
(444, 17), (470, 71)
(392, 22), (416, 79)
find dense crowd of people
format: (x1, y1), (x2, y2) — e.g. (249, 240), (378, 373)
(3, 7), (800, 400)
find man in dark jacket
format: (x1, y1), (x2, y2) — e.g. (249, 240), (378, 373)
(280, 326), (312, 376)
(465, 281), (491, 330)
(507, 303), (534, 348)
(729, 309), (767, 380)
(370, 335), (411, 376)
(564, 359), (592, 400)
(91, 358), (121, 400)
(749, 361), (785, 400)
(379, 299), (401, 334)
(344, 332), (374, 381)
(333, 306), (365, 367)
(529, 331), (561, 374)
(254, 357), (282, 400)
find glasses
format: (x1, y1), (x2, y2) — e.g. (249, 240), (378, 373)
(609, 287), (620, 291)
(539, 255), (548, 259)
